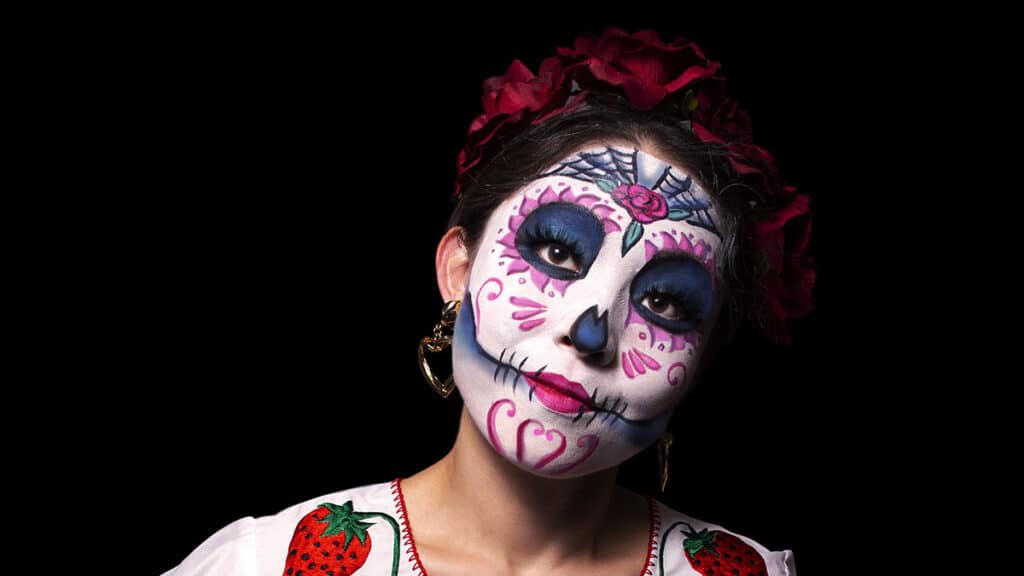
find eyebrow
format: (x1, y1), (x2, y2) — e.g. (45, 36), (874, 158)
(643, 233), (718, 279)
(522, 182), (623, 235)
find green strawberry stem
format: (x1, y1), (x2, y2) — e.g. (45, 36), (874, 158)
(317, 502), (401, 576)
(361, 512), (401, 576)
(659, 521), (718, 576)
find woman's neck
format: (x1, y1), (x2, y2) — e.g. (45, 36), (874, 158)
(402, 407), (638, 573)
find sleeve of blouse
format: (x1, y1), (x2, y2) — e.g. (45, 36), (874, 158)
(654, 500), (798, 576)
(161, 517), (258, 576)
(738, 537), (796, 576)
(771, 548), (797, 575)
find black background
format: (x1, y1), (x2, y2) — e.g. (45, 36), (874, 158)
(120, 9), (905, 575)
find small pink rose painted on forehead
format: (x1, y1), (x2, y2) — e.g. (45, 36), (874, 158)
(611, 184), (668, 223)
(540, 146), (721, 255)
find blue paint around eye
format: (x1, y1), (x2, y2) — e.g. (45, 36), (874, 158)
(629, 255), (713, 333)
(515, 202), (605, 280)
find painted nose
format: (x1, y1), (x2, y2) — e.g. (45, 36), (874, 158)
(568, 305), (611, 361)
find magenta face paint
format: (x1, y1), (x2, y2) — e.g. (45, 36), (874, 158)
(452, 145), (723, 478)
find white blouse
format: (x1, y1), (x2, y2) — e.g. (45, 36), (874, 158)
(163, 479), (795, 576)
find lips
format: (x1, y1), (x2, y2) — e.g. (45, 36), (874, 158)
(524, 372), (593, 414)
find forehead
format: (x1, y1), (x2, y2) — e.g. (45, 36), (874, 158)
(492, 145), (722, 268)
(543, 145), (699, 188)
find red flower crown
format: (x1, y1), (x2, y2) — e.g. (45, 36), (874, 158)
(454, 28), (814, 344)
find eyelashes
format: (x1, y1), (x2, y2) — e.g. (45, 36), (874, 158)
(515, 202), (605, 280)
(630, 255), (713, 334)
(639, 284), (702, 323)
(529, 225), (584, 273)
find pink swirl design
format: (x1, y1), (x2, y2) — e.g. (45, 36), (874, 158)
(516, 419), (567, 470)
(486, 398), (516, 456)
(549, 434), (600, 474)
(474, 277), (504, 333)
(667, 362), (688, 387)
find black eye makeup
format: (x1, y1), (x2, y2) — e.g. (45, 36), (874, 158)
(629, 253), (714, 333)
(515, 202), (605, 281)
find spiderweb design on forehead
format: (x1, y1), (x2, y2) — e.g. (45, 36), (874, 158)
(539, 147), (720, 237)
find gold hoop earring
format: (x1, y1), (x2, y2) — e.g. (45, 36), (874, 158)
(417, 300), (461, 398)
(658, 432), (674, 493)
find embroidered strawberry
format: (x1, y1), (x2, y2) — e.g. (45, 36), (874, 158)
(659, 521), (768, 576)
(283, 501), (400, 576)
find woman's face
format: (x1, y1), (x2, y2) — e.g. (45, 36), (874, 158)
(451, 144), (724, 478)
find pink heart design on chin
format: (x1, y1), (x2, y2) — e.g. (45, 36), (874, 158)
(486, 398), (601, 475)
(548, 434), (600, 474)
(516, 420), (566, 469)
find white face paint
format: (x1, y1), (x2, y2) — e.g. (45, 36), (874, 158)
(451, 145), (723, 478)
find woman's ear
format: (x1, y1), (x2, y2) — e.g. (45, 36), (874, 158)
(436, 227), (470, 302)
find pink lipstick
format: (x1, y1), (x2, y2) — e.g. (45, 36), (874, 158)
(524, 372), (593, 414)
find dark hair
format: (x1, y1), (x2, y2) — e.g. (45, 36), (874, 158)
(448, 91), (763, 343)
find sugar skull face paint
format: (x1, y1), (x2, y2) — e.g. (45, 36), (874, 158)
(451, 145), (722, 478)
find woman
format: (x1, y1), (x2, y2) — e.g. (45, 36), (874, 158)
(165, 28), (812, 576)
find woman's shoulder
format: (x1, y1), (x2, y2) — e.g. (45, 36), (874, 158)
(162, 480), (405, 576)
(647, 499), (796, 576)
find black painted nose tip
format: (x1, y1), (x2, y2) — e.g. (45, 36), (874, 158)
(570, 305), (609, 354)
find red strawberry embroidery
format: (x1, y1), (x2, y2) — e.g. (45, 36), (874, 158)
(659, 521), (768, 576)
(283, 501), (400, 576)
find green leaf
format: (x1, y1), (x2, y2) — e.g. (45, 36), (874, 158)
(683, 538), (704, 555)
(349, 521), (373, 548)
(316, 500), (377, 549)
(622, 221), (643, 255)
(342, 525), (358, 550)
(667, 209), (691, 221)
(682, 527), (719, 557)
(596, 178), (616, 193)
(684, 89), (698, 113)
(351, 510), (374, 522)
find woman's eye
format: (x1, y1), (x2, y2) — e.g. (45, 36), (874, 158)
(640, 291), (684, 320)
(536, 242), (580, 272)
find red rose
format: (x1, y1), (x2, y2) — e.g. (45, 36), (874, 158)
(611, 184), (668, 223)
(690, 78), (752, 146)
(753, 191), (815, 344)
(455, 56), (578, 197)
(557, 27), (720, 109)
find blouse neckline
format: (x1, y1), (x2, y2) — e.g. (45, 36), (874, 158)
(390, 478), (658, 576)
